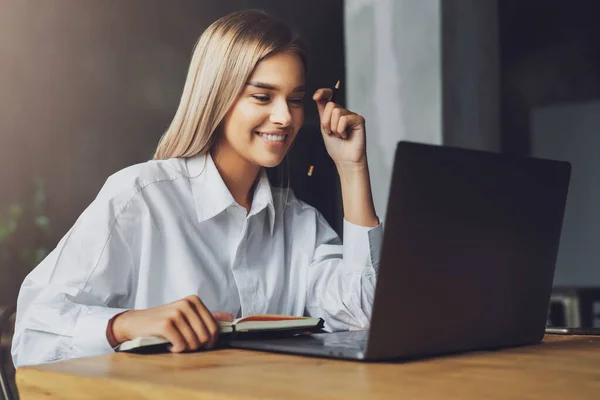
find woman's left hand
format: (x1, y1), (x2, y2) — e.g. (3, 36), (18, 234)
(313, 88), (367, 168)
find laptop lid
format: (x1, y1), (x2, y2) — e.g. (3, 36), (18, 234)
(365, 141), (571, 360)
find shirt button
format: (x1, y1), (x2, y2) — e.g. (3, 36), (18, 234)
(232, 205), (238, 210)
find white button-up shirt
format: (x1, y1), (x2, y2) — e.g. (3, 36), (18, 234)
(12, 153), (383, 367)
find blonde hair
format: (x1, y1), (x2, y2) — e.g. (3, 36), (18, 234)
(153, 10), (308, 160)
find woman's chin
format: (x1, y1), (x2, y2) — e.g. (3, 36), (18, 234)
(257, 155), (285, 168)
(247, 146), (288, 168)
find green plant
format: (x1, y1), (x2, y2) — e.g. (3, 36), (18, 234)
(0, 178), (52, 273)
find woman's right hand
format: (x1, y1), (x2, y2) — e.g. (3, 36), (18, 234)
(108, 295), (234, 352)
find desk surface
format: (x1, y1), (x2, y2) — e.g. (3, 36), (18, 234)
(17, 335), (600, 400)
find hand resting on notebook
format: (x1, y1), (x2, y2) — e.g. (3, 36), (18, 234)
(106, 295), (234, 353)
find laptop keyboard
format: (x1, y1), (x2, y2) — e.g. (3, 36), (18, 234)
(311, 330), (369, 349)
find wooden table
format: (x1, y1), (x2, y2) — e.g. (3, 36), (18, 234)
(16, 335), (600, 399)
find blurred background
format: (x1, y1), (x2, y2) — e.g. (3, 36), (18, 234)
(1, 0), (600, 397)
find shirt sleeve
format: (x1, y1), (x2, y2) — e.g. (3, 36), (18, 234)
(305, 214), (383, 331)
(11, 190), (135, 367)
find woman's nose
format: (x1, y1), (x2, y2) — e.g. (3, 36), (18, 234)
(269, 100), (292, 126)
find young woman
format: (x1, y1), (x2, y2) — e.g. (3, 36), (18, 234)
(11, 10), (382, 367)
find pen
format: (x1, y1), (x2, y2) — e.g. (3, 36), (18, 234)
(330, 80), (340, 103)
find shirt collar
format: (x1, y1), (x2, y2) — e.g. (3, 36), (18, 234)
(250, 167), (276, 236)
(185, 153), (276, 236)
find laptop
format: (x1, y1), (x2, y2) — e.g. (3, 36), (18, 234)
(229, 141), (571, 361)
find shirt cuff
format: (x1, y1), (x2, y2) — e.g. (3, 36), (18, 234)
(71, 306), (130, 358)
(342, 218), (383, 271)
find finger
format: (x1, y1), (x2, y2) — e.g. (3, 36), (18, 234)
(347, 114), (365, 134)
(212, 312), (235, 322)
(184, 298), (211, 349)
(189, 296), (220, 349)
(321, 102), (338, 135)
(337, 113), (356, 139)
(312, 88), (333, 102)
(336, 115), (346, 139)
(313, 88), (333, 118)
(173, 309), (201, 351)
(331, 108), (349, 138)
(160, 319), (187, 353)
(180, 303), (208, 351)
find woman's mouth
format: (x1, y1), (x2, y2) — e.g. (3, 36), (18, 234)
(255, 131), (288, 144)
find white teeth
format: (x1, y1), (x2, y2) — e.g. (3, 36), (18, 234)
(257, 133), (286, 142)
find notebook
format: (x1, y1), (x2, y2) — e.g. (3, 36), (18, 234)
(116, 314), (324, 353)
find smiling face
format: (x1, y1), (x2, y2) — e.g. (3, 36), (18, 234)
(214, 51), (306, 168)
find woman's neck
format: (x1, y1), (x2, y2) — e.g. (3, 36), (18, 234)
(210, 145), (261, 212)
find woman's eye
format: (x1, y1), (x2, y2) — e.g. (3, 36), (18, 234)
(289, 99), (304, 104)
(252, 95), (270, 102)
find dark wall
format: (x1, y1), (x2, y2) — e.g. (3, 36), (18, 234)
(0, 0), (345, 302)
(499, 0), (600, 155)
